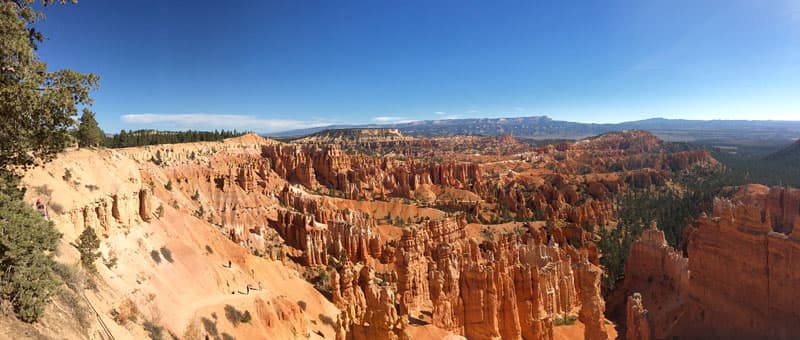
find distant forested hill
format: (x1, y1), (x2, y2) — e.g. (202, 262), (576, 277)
(270, 116), (800, 147)
(104, 129), (247, 148)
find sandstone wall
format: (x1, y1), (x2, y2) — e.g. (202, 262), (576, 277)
(686, 185), (800, 338)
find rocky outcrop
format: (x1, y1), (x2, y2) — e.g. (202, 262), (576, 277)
(684, 185), (800, 338)
(620, 185), (800, 339)
(262, 144), (481, 200)
(394, 218), (585, 340)
(331, 263), (410, 340)
(138, 188), (152, 222)
(275, 186), (386, 266)
(575, 256), (608, 340)
(626, 293), (651, 340)
(623, 226), (689, 295)
(619, 226), (688, 339)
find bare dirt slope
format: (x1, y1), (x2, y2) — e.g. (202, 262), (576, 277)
(19, 137), (340, 339)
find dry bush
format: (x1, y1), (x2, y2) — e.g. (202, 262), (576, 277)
(111, 298), (139, 325)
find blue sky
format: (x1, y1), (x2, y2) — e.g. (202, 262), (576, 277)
(37, 0), (800, 133)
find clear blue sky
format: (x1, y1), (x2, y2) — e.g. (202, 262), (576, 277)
(37, 0), (800, 133)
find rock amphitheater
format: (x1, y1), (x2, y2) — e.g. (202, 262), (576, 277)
(12, 129), (798, 339)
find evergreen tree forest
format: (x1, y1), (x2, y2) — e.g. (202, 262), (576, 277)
(104, 129), (248, 148)
(597, 166), (735, 293)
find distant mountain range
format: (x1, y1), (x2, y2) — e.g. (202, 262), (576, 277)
(269, 116), (800, 147)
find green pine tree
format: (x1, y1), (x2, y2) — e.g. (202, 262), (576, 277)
(1, 0), (97, 322)
(76, 109), (105, 147)
(1, 1), (99, 169)
(0, 186), (62, 322)
(76, 226), (101, 273)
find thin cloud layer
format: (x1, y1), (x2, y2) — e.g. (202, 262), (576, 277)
(121, 113), (333, 133)
(372, 116), (418, 124)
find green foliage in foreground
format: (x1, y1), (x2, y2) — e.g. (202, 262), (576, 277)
(1, 1), (99, 171)
(0, 178), (62, 322)
(1, 0), (96, 323)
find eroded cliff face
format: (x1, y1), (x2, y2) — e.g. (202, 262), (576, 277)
(19, 130), (716, 339)
(685, 185), (800, 338)
(621, 185), (800, 339)
(617, 227), (688, 339)
(20, 137), (341, 340)
(263, 143), (481, 200)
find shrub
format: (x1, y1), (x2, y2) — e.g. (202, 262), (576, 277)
(150, 250), (162, 264)
(297, 300), (307, 311)
(33, 185), (52, 196)
(111, 299), (139, 325)
(63, 169), (72, 181)
(164, 180), (173, 191)
(201, 317), (218, 336)
(155, 204), (164, 218)
(76, 227), (101, 273)
(319, 314), (335, 327)
(104, 256), (118, 268)
(193, 206), (205, 218)
(160, 246), (174, 263)
(57, 287), (90, 328)
(50, 201), (64, 214)
(224, 304), (251, 327)
(205, 245), (214, 254)
(0, 188), (62, 322)
(191, 190), (200, 201)
(144, 320), (164, 340)
(84, 184), (99, 191)
(222, 333), (236, 340)
(553, 314), (577, 326)
(53, 262), (84, 292)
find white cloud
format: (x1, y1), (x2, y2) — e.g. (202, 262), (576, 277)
(120, 113), (333, 133)
(372, 116), (418, 124)
(431, 111), (463, 120)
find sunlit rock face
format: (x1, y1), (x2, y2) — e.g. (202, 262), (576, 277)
(621, 185), (800, 339)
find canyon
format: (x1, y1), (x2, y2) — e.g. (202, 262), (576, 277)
(12, 128), (798, 339)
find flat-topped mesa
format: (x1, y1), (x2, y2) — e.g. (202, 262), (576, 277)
(295, 128), (411, 145)
(117, 133), (277, 166)
(574, 130), (663, 153)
